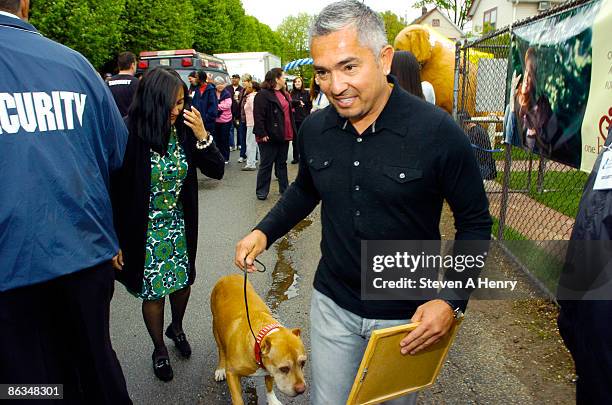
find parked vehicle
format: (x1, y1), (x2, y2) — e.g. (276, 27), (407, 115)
(137, 49), (230, 86)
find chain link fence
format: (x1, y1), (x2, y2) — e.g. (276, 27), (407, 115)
(453, 0), (593, 295)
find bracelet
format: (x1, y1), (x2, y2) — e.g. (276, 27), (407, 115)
(196, 135), (214, 150)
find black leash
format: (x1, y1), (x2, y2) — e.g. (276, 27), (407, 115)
(243, 258), (266, 343)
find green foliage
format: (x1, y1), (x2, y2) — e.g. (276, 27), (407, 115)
(28, 0), (287, 71)
(190, 0), (231, 53)
(122, 0), (195, 55)
(482, 22), (496, 35)
(276, 13), (314, 65)
(30, 0), (126, 69)
(380, 11), (406, 46)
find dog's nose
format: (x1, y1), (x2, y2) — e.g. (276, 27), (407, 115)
(294, 383), (306, 394)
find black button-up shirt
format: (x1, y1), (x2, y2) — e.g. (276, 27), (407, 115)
(256, 77), (492, 319)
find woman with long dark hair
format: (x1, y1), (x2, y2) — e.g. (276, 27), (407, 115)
(390, 51), (430, 100)
(111, 67), (224, 381)
(253, 68), (296, 200)
(309, 75), (329, 112)
(289, 76), (311, 164)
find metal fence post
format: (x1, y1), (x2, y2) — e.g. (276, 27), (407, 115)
(497, 144), (513, 240)
(537, 158), (547, 193)
(452, 40), (461, 120)
(460, 43), (468, 116)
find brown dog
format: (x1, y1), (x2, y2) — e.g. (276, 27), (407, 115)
(210, 274), (307, 405)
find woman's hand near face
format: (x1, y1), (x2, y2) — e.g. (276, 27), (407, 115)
(183, 106), (208, 141)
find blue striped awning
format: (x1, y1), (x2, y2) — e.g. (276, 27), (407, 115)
(283, 58), (314, 71)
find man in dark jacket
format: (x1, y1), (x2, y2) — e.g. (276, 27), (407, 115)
(108, 51), (139, 117)
(0, 1), (131, 403)
(192, 70), (218, 134)
(557, 126), (612, 404)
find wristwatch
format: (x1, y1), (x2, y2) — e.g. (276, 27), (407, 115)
(442, 300), (464, 320)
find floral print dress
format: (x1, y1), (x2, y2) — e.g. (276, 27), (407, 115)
(136, 129), (189, 300)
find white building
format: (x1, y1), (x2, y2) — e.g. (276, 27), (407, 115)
(467, 0), (566, 35)
(213, 52), (281, 83)
(411, 7), (465, 40)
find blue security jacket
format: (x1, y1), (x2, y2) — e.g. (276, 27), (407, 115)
(0, 14), (127, 291)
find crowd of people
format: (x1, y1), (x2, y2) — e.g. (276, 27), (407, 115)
(105, 53), (332, 201)
(1, 0), (610, 404)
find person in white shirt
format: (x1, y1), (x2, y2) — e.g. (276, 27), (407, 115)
(421, 80), (436, 105)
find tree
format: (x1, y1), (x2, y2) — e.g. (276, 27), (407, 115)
(29, 0), (125, 70)
(276, 13), (313, 65)
(413, 0), (472, 30)
(122, 0), (195, 56)
(380, 11), (407, 46)
(190, 0), (232, 53)
(256, 22), (284, 58)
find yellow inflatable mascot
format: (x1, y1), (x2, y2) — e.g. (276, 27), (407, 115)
(394, 24), (456, 114)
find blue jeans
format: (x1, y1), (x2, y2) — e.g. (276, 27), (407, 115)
(215, 121), (232, 162)
(229, 124), (236, 148)
(238, 121), (247, 158)
(310, 290), (418, 405)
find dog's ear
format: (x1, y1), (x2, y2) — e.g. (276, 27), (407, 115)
(291, 328), (301, 337)
(261, 338), (272, 356)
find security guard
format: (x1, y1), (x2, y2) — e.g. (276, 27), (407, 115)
(0, 1), (131, 403)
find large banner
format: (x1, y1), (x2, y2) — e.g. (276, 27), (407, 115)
(504, 0), (611, 172)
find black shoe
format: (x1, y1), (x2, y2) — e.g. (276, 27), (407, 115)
(291, 159), (299, 164)
(152, 353), (173, 382)
(256, 195), (267, 200)
(165, 325), (192, 358)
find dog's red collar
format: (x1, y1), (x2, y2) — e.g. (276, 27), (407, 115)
(254, 323), (282, 369)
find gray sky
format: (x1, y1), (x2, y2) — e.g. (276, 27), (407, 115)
(242, 0), (423, 30)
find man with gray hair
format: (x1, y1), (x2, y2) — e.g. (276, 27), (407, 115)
(235, 1), (491, 403)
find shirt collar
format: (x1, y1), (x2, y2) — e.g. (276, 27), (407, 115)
(0, 11), (19, 19)
(0, 13), (39, 33)
(321, 75), (411, 137)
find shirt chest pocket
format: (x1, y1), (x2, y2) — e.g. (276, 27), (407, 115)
(308, 157), (335, 192)
(382, 165), (423, 185)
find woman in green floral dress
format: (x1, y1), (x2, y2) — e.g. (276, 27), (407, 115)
(111, 68), (224, 381)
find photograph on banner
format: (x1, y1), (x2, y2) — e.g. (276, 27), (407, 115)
(504, 0), (610, 171)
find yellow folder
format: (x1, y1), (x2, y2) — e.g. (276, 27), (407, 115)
(346, 319), (462, 405)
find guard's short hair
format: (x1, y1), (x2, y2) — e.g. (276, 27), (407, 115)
(0, 0), (20, 13)
(117, 52), (136, 71)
